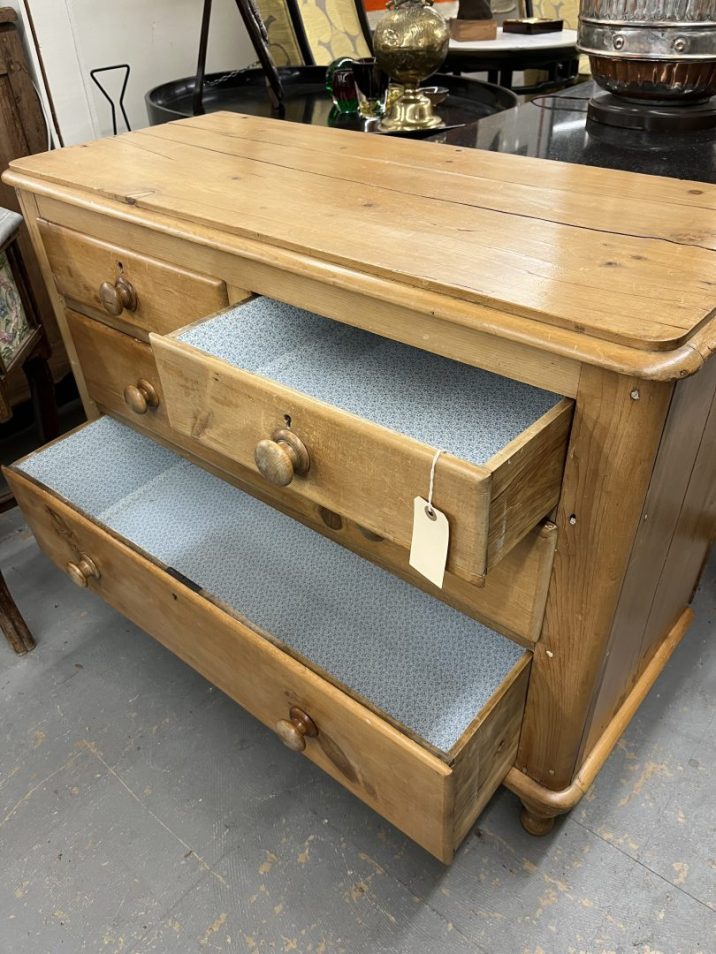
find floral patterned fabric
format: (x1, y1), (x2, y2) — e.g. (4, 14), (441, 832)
(0, 251), (32, 371)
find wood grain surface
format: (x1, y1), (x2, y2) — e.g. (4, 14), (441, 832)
(5, 112), (715, 356)
(15, 191), (98, 418)
(451, 658), (530, 848)
(517, 366), (674, 788)
(581, 358), (716, 755)
(39, 220), (229, 338)
(18, 188), (709, 385)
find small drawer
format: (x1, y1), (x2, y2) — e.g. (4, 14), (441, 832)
(7, 418), (531, 862)
(39, 220), (229, 337)
(66, 308), (171, 431)
(152, 298), (573, 585)
(66, 309), (556, 646)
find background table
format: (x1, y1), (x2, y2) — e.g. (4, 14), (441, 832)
(146, 66), (517, 135)
(446, 26), (580, 93)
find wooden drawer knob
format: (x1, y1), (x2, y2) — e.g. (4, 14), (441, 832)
(123, 379), (159, 415)
(255, 428), (310, 486)
(275, 705), (318, 752)
(99, 275), (138, 316)
(66, 554), (100, 588)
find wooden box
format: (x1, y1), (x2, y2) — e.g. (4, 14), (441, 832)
(449, 18), (498, 41)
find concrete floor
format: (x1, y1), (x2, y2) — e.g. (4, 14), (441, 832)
(0, 505), (713, 954)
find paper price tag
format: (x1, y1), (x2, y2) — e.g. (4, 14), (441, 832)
(409, 496), (450, 588)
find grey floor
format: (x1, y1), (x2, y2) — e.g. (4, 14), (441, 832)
(0, 506), (713, 954)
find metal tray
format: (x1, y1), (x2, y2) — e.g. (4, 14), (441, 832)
(146, 65), (517, 136)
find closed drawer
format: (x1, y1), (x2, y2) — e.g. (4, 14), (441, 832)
(66, 308), (171, 430)
(66, 309), (557, 645)
(38, 220), (229, 337)
(6, 418), (531, 862)
(152, 298), (573, 586)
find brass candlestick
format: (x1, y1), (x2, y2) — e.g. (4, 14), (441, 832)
(374, 0), (450, 132)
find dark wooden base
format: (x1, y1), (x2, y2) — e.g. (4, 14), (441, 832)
(24, 352), (59, 443)
(0, 570), (35, 654)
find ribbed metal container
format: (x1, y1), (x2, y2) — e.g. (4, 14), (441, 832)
(578, 0), (716, 102)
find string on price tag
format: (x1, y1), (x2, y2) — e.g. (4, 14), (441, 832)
(409, 449), (450, 588)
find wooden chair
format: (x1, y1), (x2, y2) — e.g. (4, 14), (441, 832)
(531, 0), (579, 28)
(0, 207), (59, 656)
(255, 0), (372, 66)
(0, 209), (59, 450)
(452, 1), (534, 22)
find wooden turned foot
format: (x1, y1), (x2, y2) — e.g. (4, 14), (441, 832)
(520, 805), (555, 836)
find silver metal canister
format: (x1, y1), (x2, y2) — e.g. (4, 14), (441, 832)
(578, 0), (716, 104)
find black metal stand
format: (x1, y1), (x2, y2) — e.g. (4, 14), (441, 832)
(90, 65), (131, 134)
(193, 0), (285, 116)
(588, 91), (716, 133)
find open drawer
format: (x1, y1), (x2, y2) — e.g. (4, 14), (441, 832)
(151, 299), (573, 586)
(6, 417), (531, 862)
(62, 310), (557, 646)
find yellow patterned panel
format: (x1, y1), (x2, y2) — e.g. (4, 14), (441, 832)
(531, 0), (579, 29)
(492, 1), (519, 20)
(299, 0), (371, 65)
(256, 0), (306, 66)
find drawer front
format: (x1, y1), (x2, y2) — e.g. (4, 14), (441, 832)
(153, 330), (572, 585)
(67, 310), (556, 645)
(66, 308), (171, 431)
(39, 220), (229, 336)
(7, 462), (529, 861)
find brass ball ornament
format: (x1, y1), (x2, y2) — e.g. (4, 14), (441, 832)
(374, 0), (450, 132)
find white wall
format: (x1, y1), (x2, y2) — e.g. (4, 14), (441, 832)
(20, 0), (255, 145)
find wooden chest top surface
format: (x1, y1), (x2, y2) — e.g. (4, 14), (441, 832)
(5, 111), (715, 366)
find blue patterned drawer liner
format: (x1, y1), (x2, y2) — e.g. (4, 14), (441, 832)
(177, 297), (562, 468)
(19, 417), (525, 754)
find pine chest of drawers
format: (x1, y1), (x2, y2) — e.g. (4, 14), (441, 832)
(3, 113), (715, 861)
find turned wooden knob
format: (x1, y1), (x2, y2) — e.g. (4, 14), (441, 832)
(275, 706), (318, 752)
(123, 379), (159, 414)
(99, 275), (138, 316)
(66, 554), (100, 588)
(255, 428), (310, 486)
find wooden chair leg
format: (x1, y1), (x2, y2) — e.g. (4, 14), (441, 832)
(24, 352), (59, 444)
(0, 570), (35, 654)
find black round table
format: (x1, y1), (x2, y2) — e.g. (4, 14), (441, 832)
(146, 66), (517, 139)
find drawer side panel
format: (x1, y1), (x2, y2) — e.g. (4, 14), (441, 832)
(487, 400), (574, 569)
(451, 658), (531, 849)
